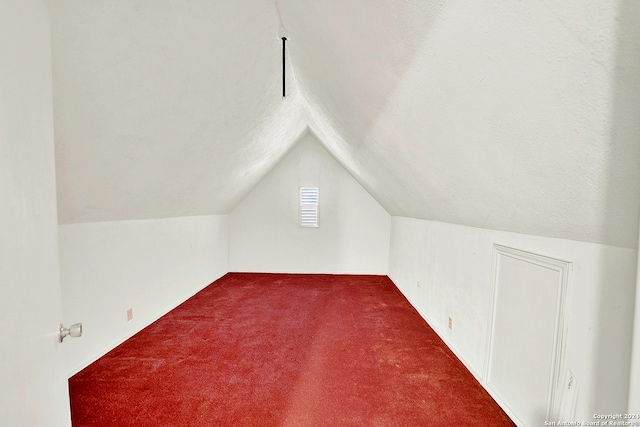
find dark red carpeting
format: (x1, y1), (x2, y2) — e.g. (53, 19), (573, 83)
(69, 273), (514, 426)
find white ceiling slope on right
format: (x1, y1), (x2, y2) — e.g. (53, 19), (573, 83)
(279, 0), (640, 248)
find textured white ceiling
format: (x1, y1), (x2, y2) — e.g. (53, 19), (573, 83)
(51, 0), (307, 223)
(279, 0), (640, 248)
(50, 0), (640, 248)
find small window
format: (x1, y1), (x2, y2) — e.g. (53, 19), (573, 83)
(299, 187), (319, 227)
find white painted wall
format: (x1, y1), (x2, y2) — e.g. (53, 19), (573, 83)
(388, 217), (637, 422)
(0, 1), (71, 425)
(230, 132), (390, 274)
(59, 215), (228, 375)
(629, 222), (640, 412)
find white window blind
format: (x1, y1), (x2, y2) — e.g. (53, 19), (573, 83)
(299, 187), (319, 227)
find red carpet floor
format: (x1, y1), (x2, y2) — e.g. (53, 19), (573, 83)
(69, 273), (514, 426)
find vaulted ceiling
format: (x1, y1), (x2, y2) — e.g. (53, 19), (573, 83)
(49, 0), (640, 248)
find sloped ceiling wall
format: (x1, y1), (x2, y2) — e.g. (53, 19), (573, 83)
(278, 0), (640, 248)
(50, 0), (640, 248)
(50, 0), (307, 223)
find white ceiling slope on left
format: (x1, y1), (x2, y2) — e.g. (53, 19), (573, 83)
(51, 0), (306, 224)
(278, 0), (640, 248)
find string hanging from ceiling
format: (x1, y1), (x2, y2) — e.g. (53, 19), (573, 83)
(282, 37), (287, 98)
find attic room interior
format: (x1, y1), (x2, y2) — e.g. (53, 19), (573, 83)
(2, 0), (640, 426)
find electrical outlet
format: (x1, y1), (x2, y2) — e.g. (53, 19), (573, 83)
(448, 316), (452, 330)
(416, 280), (421, 288)
(127, 308), (133, 321)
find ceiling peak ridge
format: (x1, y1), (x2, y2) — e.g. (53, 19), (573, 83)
(273, 0), (287, 38)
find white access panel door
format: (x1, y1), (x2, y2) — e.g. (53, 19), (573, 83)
(486, 245), (570, 427)
(0, 1), (71, 425)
